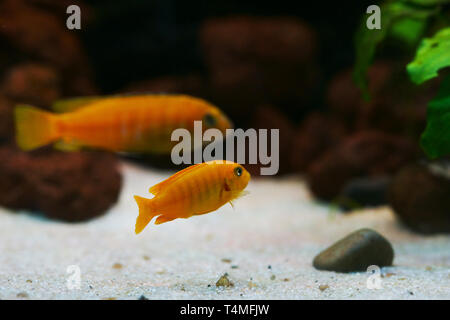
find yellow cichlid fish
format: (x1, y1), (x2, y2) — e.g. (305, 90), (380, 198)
(134, 160), (250, 234)
(14, 94), (232, 153)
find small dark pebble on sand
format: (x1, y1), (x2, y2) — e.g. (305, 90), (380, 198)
(313, 228), (394, 273)
(319, 285), (329, 291)
(138, 295), (149, 300)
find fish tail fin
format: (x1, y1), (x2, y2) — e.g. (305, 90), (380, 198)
(134, 195), (159, 234)
(14, 104), (60, 151)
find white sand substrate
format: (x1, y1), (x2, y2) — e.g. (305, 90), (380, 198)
(0, 161), (449, 300)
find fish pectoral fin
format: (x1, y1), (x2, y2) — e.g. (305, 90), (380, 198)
(228, 190), (250, 209)
(155, 215), (176, 225)
(52, 96), (102, 113)
(223, 181), (231, 192)
(234, 190), (250, 199)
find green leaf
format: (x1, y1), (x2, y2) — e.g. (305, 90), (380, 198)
(420, 74), (450, 158)
(403, 0), (450, 5)
(353, 1), (439, 99)
(389, 17), (427, 46)
(407, 27), (450, 84)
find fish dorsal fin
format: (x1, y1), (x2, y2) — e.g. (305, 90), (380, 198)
(51, 93), (187, 113)
(148, 163), (209, 195)
(52, 96), (102, 113)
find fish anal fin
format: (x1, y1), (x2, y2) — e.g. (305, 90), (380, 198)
(53, 140), (81, 152)
(149, 184), (162, 195)
(155, 215), (176, 225)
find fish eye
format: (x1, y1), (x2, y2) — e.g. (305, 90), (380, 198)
(234, 166), (242, 177)
(203, 113), (217, 127)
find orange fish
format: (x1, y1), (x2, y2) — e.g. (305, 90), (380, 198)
(134, 160), (250, 234)
(14, 94), (232, 153)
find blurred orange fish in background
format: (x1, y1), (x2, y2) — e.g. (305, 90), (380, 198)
(14, 94), (232, 153)
(134, 160), (251, 234)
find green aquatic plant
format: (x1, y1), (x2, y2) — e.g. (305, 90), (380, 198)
(354, 0), (450, 159)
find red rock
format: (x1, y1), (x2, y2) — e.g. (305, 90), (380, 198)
(307, 131), (419, 200)
(326, 62), (392, 127)
(0, 0), (97, 96)
(389, 161), (450, 234)
(0, 97), (14, 142)
(200, 16), (319, 123)
(247, 105), (295, 176)
(0, 146), (122, 222)
(290, 113), (347, 173)
(0, 0), (85, 70)
(0, 63), (61, 108)
(326, 61), (435, 138)
(122, 75), (207, 98)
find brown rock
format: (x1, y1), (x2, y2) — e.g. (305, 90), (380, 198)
(313, 228), (394, 273)
(307, 131), (419, 200)
(0, 146), (122, 222)
(389, 161), (450, 234)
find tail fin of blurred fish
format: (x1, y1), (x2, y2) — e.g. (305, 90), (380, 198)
(134, 195), (158, 234)
(15, 105), (60, 151)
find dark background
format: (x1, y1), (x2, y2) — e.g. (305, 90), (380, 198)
(83, 0), (373, 95)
